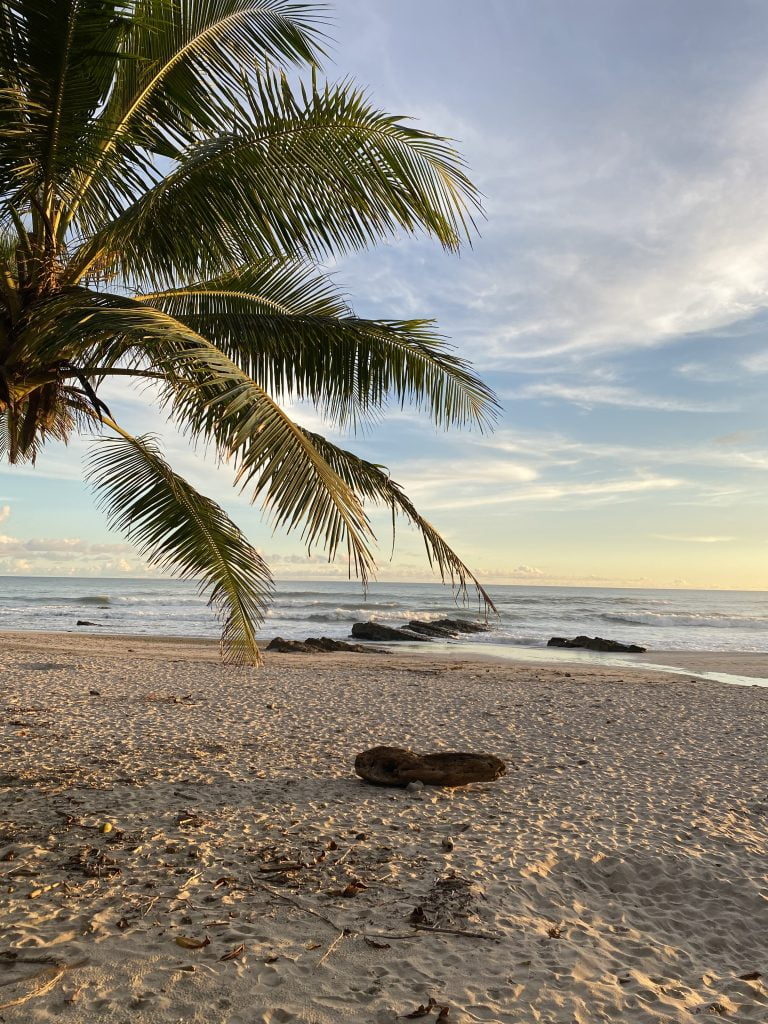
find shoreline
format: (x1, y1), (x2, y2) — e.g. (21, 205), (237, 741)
(2, 628), (767, 686)
(1, 632), (767, 1023)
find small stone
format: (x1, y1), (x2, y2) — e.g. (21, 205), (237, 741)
(406, 780), (424, 792)
(89, 689), (101, 696)
(441, 836), (455, 851)
(355, 832), (368, 841)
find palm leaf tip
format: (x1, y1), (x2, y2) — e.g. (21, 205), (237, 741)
(85, 430), (274, 665)
(301, 429), (498, 618)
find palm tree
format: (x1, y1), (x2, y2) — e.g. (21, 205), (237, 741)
(0, 0), (498, 663)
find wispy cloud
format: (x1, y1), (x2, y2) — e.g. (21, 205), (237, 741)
(515, 382), (734, 413)
(742, 349), (768, 373)
(407, 471), (684, 512)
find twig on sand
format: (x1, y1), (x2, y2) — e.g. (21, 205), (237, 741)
(0, 960), (87, 1011)
(247, 876), (344, 932)
(316, 929), (348, 967)
(413, 924), (500, 940)
(245, 878), (499, 943)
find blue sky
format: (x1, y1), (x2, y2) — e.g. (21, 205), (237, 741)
(1, 0), (767, 588)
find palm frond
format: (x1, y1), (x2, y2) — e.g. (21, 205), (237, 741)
(16, 289), (379, 581)
(0, 382), (91, 463)
(62, 0), (327, 234)
(138, 260), (499, 429)
(299, 429), (497, 615)
(0, 2), (495, 660)
(86, 428), (273, 664)
(0, 1), (130, 208)
(67, 72), (480, 286)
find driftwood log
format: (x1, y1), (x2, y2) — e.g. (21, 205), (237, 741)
(354, 745), (506, 788)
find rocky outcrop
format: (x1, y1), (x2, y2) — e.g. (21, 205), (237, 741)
(76, 620), (101, 627)
(547, 635), (646, 653)
(351, 622), (428, 642)
(266, 636), (377, 654)
(406, 620), (456, 638)
(351, 618), (490, 642)
(432, 618), (489, 633)
(354, 745), (507, 787)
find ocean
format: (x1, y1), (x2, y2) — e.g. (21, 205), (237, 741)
(0, 576), (766, 654)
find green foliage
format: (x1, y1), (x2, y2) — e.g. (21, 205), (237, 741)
(87, 431), (273, 663)
(0, 0), (498, 663)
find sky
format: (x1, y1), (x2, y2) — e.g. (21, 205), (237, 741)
(1, 0), (767, 590)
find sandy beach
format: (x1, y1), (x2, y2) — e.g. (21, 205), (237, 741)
(1, 631), (766, 1024)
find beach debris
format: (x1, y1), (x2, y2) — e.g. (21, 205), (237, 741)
(219, 944), (245, 961)
(441, 836), (455, 851)
(174, 934), (210, 950)
(316, 928), (351, 966)
(28, 881), (61, 900)
(738, 971), (761, 981)
(410, 874), (478, 928)
(88, 689), (100, 696)
(351, 622), (430, 642)
(266, 636), (377, 654)
(355, 746), (506, 787)
(399, 997), (450, 1018)
(69, 847), (121, 878)
(364, 937), (391, 949)
(547, 635), (646, 653)
(340, 881), (367, 897)
(76, 620), (102, 627)
(98, 822), (113, 834)
(0, 957), (87, 1012)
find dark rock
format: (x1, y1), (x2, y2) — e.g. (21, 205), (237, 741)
(351, 622), (429, 642)
(406, 620), (457, 638)
(266, 636), (376, 654)
(354, 745), (507, 788)
(547, 635), (646, 653)
(304, 637), (374, 653)
(431, 618), (489, 633)
(266, 637), (311, 653)
(76, 620), (101, 627)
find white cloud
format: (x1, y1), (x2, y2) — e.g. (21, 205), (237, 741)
(516, 382), (734, 413)
(0, 533), (141, 574)
(742, 349), (768, 373)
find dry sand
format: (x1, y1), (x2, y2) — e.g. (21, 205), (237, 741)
(0, 631), (766, 1024)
